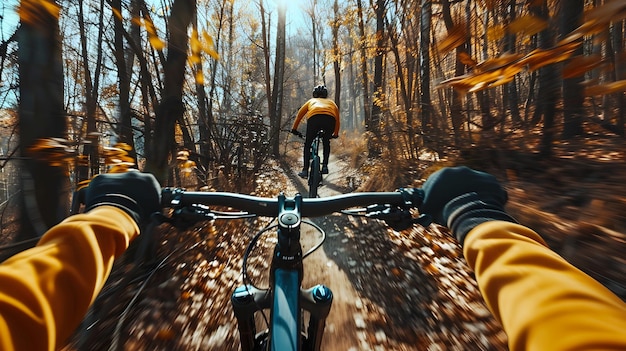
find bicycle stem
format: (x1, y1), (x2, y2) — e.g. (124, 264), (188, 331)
(273, 193), (304, 282)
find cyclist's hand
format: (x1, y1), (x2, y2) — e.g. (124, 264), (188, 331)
(291, 129), (303, 138)
(420, 166), (516, 245)
(84, 170), (161, 230)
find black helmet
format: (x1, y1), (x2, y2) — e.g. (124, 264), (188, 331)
(312, 85), (328, 98)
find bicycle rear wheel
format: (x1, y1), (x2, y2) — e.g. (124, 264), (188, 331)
(308, 157), (321, 198)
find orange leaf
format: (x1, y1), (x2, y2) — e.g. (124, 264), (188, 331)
(487, 24), (506, 42)
(584, 80), (626, 96)
(202, 30), (220, 60)
(149, 35), (165, 50)
(562, 54), (603, 79)
(458, 51), (477, 68)
(111, 6), (123, 21)
(507, 15), (548, 37)
(438, 23), (466, 55)
(18, 0), (61, 25)
(195, 70), (205, 84)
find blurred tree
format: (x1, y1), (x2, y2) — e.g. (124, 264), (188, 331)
(332, 0), (342, 115)
(420, 0), (432, 139)
(17, 0), (69, 239)
(504, 0), (521, 125)
(528, 0), (558, 157)
(112, 0), (136, 163)
(441, 0), (467, 147)
(77, 0), (104, 180)
(612, 16), (625, 135)
(561, 0), (584, 139)
(356, 0), (371, 133)
(145, 0), (196, 184)
(269, 0), (286, 156)
(369, 0), (385, 156)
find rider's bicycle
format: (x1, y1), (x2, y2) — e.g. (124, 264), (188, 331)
(159, 187), (430, 351)
(292, 130), (324, 198)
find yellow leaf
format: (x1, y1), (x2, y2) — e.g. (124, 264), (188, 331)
(507, 15), (548, 37)
(458, 51), (477, 68)
(476, 53), (524, 72)
(195, 70), (205, 84)
(191, 28), (201, 54)
(111, 7), (123, 21)
(149, 35), (165, 50)
(18, 0), (61, 25)
(202, 30), (220, 60)
(189, 53), (201, 64)
(562, 54), (603, 79)
(585, 0), (626, 24)
(487, 24), (506, 42)
(144, 17), (157, 36)
(131, 15), (143, 27)
(113, 142), (133, 151)
(584, 80), (626, 96)
(438, 23), (466, 55)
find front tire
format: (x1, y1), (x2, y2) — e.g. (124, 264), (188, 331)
(308, 157), (320, 198)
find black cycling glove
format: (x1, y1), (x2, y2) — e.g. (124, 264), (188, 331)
(84, 171), (161, 230)
(420, 166), (517, 245)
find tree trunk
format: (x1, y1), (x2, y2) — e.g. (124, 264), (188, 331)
(441, 0), (466, 147)
(505, 0), (521, 125)
(270, 2), (286, 156)
(17, 0), (70, 239)
(113, 0), (136, 162)
(356, 0), (371, 133)
(529, 0), (558, 157)
(419, 0), (432, 140)
(78, 0), (104, 179)
(369, 0), (385, 156)
(613, 19), (625, 135)
(561, 0), (585, 139)
(145, 0), (196, 184)
(332, 0), (341, 115)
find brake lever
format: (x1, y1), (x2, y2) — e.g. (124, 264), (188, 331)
(156, 204), (217, 230)
(364, 204), (433, 231)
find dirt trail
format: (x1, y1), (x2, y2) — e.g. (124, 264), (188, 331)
(288, 154), (372, 350)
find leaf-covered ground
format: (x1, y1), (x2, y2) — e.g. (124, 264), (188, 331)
(61, 133), (625, 350)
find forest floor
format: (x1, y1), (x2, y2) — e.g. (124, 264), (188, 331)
(29, 130), (626, 350)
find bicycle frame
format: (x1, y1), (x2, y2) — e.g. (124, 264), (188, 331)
(308, 132), (324, 198)
(231, 193), (332, 351)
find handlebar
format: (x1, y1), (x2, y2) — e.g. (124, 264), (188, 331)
(162, 187), (425, 221)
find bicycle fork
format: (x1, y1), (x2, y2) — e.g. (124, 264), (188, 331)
(231, 194), (333, 350)
(231, 284), (333, 351)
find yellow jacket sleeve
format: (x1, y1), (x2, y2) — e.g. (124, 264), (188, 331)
(0, 206), (139, 351)
(292, 101), (310, 130)
(464, 221), (626, 351)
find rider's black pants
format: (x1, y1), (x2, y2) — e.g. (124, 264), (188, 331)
(303, 114), (336, 171)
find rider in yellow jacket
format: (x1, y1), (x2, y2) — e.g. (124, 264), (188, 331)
(0, 168), (625, 350)
(291, 85), (340, 178)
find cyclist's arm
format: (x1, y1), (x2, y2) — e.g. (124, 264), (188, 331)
(0, 206), (139, 351)
(292, 102), (309, 130)
(464, 221), (626, 351)
(332, 103), (340, 137)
